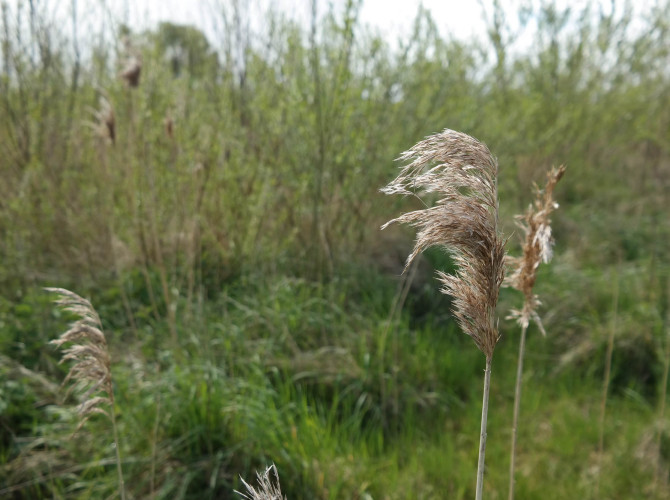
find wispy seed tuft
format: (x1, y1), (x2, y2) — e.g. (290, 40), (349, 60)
(381, 129), (506, 358)
(505, 165), (566, 332)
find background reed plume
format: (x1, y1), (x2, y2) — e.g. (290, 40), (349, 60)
(382, 129), (506, 500)
(47, 287), (126, 500)
(505, 165), (565, 500)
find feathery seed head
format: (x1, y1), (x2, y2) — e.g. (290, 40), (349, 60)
(120, 55), (142, 88)
(236, 464), (285, 500)
(93, 96), (115, 145)
(46, 288), (114, 432)
(505, 165), (566, 331)
(381, 129), (506, 358)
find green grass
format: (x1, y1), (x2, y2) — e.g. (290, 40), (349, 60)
(2, 265), (668, 498)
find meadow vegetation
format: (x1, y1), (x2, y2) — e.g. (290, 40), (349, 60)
(1, 0), (669, 498)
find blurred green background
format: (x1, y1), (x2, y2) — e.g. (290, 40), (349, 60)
(0, 0), (669, 498)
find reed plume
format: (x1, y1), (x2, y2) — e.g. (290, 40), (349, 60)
(382, 129), (506, 500)
(120, 55), (142, 88)
(236, 464), (285, 500)
(505, 165), (565, 500)
(46, 287), (126, 500)
(91, 96), (115, 145)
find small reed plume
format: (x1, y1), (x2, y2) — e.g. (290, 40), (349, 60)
(46, 287), (126, 500)
(505, 165), (566, 332)
(505, 165), (565, 500)
(91, 96), (115, 145)
(236, 464), (285, 500)
(120, 55), (142, 88)
(382, 129), (506, 500)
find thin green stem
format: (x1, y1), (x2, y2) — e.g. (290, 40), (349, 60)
(476, 355), (493, 500)
(596, 269), (619, 498)
(508, 323), (528, 500)
(110, 406), (126, 500)
(653, 276), (670, 497)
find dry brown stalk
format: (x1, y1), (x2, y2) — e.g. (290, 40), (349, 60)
(382, 129), (506, 500)
(236, 464), (286, 500)
(505, 165), (565, 500)
(46, 287), (126, 500)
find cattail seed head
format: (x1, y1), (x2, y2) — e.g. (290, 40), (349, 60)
(381, 129), (506, 358)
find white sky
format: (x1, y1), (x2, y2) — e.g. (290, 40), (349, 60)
(4, 0), (656, 53)
(120, 0), (513, 44)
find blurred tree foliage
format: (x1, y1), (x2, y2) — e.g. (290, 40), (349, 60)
(0, 0), (667, 290)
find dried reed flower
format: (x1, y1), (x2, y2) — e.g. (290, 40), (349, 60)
(381, 129), (506, 500)
(164, 114), (174, 140)
(381, 129), (506, 359)
(46, 287), (126, 499)
(47, 287), (113, 430)
(93, 96), (115, 145)
(120, 55), (141, 88)
(236, 464), (285, 500)
(505, 165), (566, 332)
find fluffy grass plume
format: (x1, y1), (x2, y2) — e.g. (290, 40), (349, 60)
(236, 464), (286, 500)
(46, 287), (126, 500)
(382, 129), (506, 499)
(505, 165), (565, 500)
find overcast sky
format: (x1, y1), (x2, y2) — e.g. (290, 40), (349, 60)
(4, 0), (656, 53)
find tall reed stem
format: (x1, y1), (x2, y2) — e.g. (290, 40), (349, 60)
(653, 276), (670, 496)
(110, 407), (126, 500)
(508, 323), (528, 500)
(476, 355), (493, 500)
(596, 269), (619, 498)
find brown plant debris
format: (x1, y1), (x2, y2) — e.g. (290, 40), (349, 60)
(381, 129), (506, 358)
(505, 165), (566, 332)
(46, 287), (114, 432)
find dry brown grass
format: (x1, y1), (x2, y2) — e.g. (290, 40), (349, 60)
(382, 129), (506, 500)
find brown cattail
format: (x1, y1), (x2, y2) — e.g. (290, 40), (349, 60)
(236, 464), (285, 500)
(46, 288), (114, 432)
(120, 55), (141, 88)
(381, 129), (506, 359)
(505, 165), (566, 332)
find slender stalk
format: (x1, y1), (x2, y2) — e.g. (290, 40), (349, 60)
(110, 407), (127, 500)
(508, 323), (528, 500)
(653, 276), (670, 496)
(596, 269), (619, 498)
(476, 355), (493, 500)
